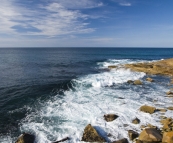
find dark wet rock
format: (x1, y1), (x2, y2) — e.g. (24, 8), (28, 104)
(104, 114), (119, 122)
(138, 128), (162, 142)
(134, 80), (142, 85)
(132, 117), (140, 124)
(15, 133), (35, 143)
(139, 105), (156, 114)
(127, 80), (133, 84)
(81, 124), (106, 142)
(52, 137), (70, 143)
(146, 77), (154, 82)
(162, 131), (173, 143)
(108, 65), (117, 69)
(112, 138), (129, 143)
(128, 130), (139, 140)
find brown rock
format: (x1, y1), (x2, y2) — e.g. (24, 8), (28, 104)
(139, 105), (156, 114)
(81, 124), (106, 142)
(135, 139), (143, 143)
(104, 114), (118, 122)
(15, 133), (35, 143)
(108, 65), (117, 69)
(125, 58), (173, 76)
(132, 118), (140, 124)
(138, 128), (162, 142)
(146, 78), (154, 82)
(128, 130), (139, 140)
(112, 138), (129, 143)
(167, 91), (173, 95)
(167, 107), (173, 110)
(162, 131), (173, 143)
(134, 80), (142, 85)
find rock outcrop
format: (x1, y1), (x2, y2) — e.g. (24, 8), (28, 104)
(139, 105), (156, 114)
(104, 114), (119, 122)
(138, 128), (162, 142)
(81, 124), (106, 142)
(125, 58), (173, 76)
(15, 133), (35, 143)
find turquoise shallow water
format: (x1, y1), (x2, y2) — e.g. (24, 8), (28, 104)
(0, 48), (173, 142)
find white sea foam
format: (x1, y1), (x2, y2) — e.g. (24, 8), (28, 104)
(1, 59), (171, 143)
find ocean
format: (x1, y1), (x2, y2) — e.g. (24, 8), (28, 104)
(0, 48), (173, 142)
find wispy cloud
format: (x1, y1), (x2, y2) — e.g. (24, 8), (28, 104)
(119, 2), (131, 6)
(0, 0), (104, 37)
(113, 0), (132, 6)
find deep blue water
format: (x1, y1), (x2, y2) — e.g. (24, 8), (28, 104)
(0, 48), (173, 141)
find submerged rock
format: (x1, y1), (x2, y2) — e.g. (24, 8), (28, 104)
(81, 124), (106, 142)
(139, 105), (156, 114)
(128, 130), (139, 140)
(15, 133), (35, 143)
(104, 114), (118, 122)
(112, 138), (129, 143)
(162, 131), (173, 143)
(132, 117), (140, 124)
(138, 128), (162, 142)
(134, 80), (142, 85)
(146, 77), (154, 82)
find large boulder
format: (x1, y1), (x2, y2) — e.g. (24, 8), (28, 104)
(138, 128), (162, 142)
(104, 114), (118, 122)
(81, 124), (106, 142)
(112, 138), (128, 143)
(162, 131), (173, 143)
(128, 130), (139, 140)
(15, 133), (35, 143)
(139, 105), (156, 114)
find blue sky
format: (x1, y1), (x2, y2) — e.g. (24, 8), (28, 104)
(0, 0), (173, 47)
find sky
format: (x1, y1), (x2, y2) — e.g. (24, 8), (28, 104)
(0, 0), (173, 47)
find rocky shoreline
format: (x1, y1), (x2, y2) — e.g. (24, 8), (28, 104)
(15, 58), (173, 143)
